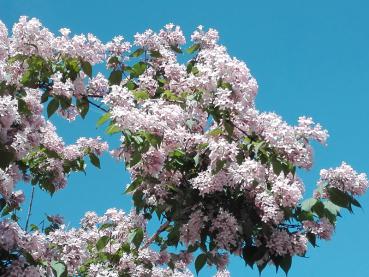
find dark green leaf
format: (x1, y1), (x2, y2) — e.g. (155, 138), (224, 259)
(311, 200), (325, 217)
(170, 45), (183, 53)
(109, 70), (122, 85)
(41, 91), (50, 103)
(76, 97), (89, 118)
(167, 226), (180, 247)
(223, 120), (234, 136)
(186, 60), (195, 73)
(59, 96), (72, 110)
(150, 50), (162, 58)
(89, 153), (100, 169)
(279, 255), (292, 275)
(187, 244), (199, 253)
(243, 246), (267, 268)
(108, 56), (120, 66)
(128, 228), (144, 249)
(306, 232), (317, 247)
(125, 177), (143, 193)
(195, 253), (207, 275)
(17, 98), (31, 116)
(47, 98), (59, 118)
(99, 223), (115, 231)
(350, 197), (361, 208)
(212, 159), (226, 175)
(81, 61), (92, 78)
(327, 187), (351, 209)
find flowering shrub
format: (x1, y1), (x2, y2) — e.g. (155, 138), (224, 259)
(0, 17), (368, 276)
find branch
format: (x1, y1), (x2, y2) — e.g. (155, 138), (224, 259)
(87, 94), (104, 98)
(87, 100), (109, 113)
(25, 186), (35, 232)
(141, 221), (170, 249)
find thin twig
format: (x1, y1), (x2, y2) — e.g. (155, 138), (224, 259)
(25, 186), (35, 232)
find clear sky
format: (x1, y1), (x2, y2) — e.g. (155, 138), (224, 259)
(1, 0), (369, 276)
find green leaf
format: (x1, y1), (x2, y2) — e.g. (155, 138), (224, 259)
(170, 45), (183, 53)
(311, 200), (325, 217)
(140, 132), (162, 148)
(59, 96), (72, 110)
(208, 128), (223, 136)
(76, 97), (89, 118)
(96, 112), (111, 128)
(243, 246), (267, 268)
(51, 261), (68, 277)
(324, 201), (341, 216)
(167, 226), (180, 247)
(108, 56), (120, 66)
(29, 224), (39, 231)
(131, 62), (147, 77)
(89, 153), (101, 169)
(98, 223), (115, 231)
(191, 66), (199, 75)
(301, 198), (317, 212)
(170, 149), (186, 158)
(223, 120), (234, 136)
(41, 91), (50, 103)
(81, 60), (92, 78)
(195, 253), (207, 275)
(109, 70), (122, 85)
(17, 98), (31, 116)
(306, 232), (317, 247)
(279, 255), (292, 275)
(128, 228), (144, 249)
(350, 197), (361, 208)
(212, 159), (226, 175)
(125, 177), (143, 193)
(0, 198), (6, 212)
(47, 98), (60, 118)
(186, 60), (195, 73)
(126, 80), (137, 90)
(129, 151), (142, 167)
(187, 244), (199, 253)
(327, 187), (351, 209)
(96, 236), (110, 251)
(149, 50), (162, 58)
(130, 48), (144, 57)
(105, 124), (121, 135)
(187, 43), (200, 54)
(162, 90), (180, 101)
(132, 90), (150, 101)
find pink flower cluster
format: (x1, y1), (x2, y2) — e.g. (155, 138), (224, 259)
(318, 162), (368, 196)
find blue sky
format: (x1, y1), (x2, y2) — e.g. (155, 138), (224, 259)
(1, 0), (369, 276)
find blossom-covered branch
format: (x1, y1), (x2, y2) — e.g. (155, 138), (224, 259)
(0, 17), (367, 276)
